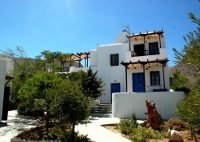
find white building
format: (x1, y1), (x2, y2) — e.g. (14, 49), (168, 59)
(69, 29), (170, 104)
(0, 59), (6, 122)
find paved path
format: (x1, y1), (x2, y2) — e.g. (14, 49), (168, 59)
(0, 110), (38, 142)
(76, 116), (131, 142)
(0, 111), (131, 142)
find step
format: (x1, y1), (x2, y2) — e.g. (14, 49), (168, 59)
(90, 104), (112, 116)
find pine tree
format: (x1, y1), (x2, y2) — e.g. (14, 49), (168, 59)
(82, 67), (104, 99)
(173, 10), (200, 141)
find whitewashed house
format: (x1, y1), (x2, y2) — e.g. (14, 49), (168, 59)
(68, 30), (184, 119)
(69, 30), (171, 104)
(89, 29), (183, 119)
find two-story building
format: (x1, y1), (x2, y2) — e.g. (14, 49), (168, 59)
(69, 29), (170, 104)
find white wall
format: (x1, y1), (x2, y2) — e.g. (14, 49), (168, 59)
(0, 59), (6, 122)
(127, 65), (170, 92)
(112, 91), (184, 120)
(90, 49), (97, 67)
(95, 43), (129, 103)
(69, 66), (89, 73)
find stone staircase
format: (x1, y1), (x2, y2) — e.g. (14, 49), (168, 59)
(91, 104), (112, 118)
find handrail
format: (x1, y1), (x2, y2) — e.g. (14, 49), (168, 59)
(131, 49), (159, 57)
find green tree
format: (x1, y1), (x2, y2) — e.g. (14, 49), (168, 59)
(173, 11), (200, 141)
(67, 67), (104, 99)
(173, 12), (200, 92)
(57, 53), (73, 71)
(51, 80), (91, 142)
(41, 50), (62, 73)
(82, 67), (104, 99)
(170, 69), (191, 93)
(3, 46), (42, 103)
(18, 72), (63, 132)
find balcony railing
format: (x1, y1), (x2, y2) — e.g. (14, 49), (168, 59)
(131, 49), (159, 57)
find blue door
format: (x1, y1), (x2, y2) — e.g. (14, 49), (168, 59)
(132, 73), (145, 92)
(111, 83), (120, 103)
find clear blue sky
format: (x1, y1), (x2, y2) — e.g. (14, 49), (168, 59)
(0, 0), (199, 66)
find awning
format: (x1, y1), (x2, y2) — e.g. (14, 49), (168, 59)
(120, 58), (169, 69)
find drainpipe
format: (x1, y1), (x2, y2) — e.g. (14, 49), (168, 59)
(142, 64), (146, 92)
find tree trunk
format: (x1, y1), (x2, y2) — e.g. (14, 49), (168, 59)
(45, 111), (50, 133)
(191, 127), (198, 142)
(191, 127), (194, 140)
(71, 123), (75, 142)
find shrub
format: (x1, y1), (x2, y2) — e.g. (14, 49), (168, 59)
(140, 120), (147, 127)
(117, 118), (132, 135)
(117, 113), (138, 135)
(164, 117), (189, 131)
(130, 127), (164, 142)
(17, 124), (90, 142)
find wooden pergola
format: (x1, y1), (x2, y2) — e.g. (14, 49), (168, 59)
(126, 30), (164, 51)
(70, 52), (90, 67)
(120, 58), (169, 92)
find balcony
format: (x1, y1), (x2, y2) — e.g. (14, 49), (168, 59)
(131, 49), (159, 57)
(125, 47), (167, 62)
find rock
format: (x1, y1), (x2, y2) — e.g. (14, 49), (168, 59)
(166, 129), (184, 142)
(145, 99), (164, 130)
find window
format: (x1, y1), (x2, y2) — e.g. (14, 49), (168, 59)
(150, 71), (160, 85)
(110, 54), (119, 66)
(149, 42), (159, 55)
(134, 44), (145, 56)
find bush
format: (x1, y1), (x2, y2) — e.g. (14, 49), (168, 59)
(117, 113), (138, 135)
(130, 127), (164, 142)
(164, 117), (189, 131)
(17, 103), (43, 117)
(139, 120), (147, 127)
(117, 118), (133, 135)
(17, 124), (90, 142)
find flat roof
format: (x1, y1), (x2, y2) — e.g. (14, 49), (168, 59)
(127, 30), (164, 38)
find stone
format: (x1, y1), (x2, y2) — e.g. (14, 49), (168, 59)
(145, 99), (164, 130)
(166, 129), (184, 142)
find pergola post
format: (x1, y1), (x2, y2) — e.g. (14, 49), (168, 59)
(162, 63), (165, 89)
(125, 66), (128, 92)
(142, 64), (146, 92)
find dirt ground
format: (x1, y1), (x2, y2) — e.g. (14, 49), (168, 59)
(102, 123), (200, 142)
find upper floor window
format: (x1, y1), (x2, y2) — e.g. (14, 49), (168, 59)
(110, 54), (119, 66)
(149, 42), (159, 55)
(134, 44), (144, 56)
(150, 71), (160, 85)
